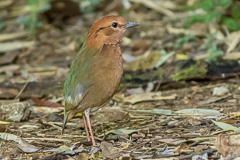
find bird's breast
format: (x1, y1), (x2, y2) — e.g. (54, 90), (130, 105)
(90, 44), (123, 98)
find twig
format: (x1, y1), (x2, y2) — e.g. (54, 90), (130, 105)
(15, 80), (29, 100)
(25, 137), (71, 142)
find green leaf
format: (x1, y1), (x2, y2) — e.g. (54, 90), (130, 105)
(211, 120), (240, 132)
(199, 0), (214, 11)
(219, 0), (232, 8)
(184, 0), (234, 31)
(206, 47), (224, 61)
(154, 51), (175, 68)
(133, 109), (173, 115)
(0, 121), (10, 124)
(80, 0), (102, 13)
(58, 145), (70, 151)
(175, 109), (220, 115)
(0, 133), (19, 142)
(0, 22), (4, 30)
(171, 61), (207, 81)
(223, 18), (239, 31)
(101, 129), (139, 137)
(174, 34), (195, 49)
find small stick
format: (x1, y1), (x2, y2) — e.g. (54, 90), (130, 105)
(15, 80), (29, 100)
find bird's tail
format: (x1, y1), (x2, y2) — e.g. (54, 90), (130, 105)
(62, 110), (68, 135)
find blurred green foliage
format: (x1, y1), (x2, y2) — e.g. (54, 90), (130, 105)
(200, 33), (224, 61)
(16, 0), (50, 34)
(174, 34), (196, 49)
(80, 0), (101, 13)
(185, 0), (240, 32)
(171, 61), (207, 81)
(0, 22), (4, 30)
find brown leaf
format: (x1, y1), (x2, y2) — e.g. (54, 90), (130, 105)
(215, 133), (240, 159)
(77, 153), (89, 160)
(100, 141), (121, 159)
(114, 92), (176, 104)
(0, 52), (19, 65)
(131, 40), (151, 53)
(32, 97), (63, 107)
(0, 124), (8, 132)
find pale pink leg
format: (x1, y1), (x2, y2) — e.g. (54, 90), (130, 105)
(84, 109), (96, 146)
(83, 114), (90, 141)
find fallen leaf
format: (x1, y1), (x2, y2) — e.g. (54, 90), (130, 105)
(175, 109), (220, 115)
(132, 109), (173, 115)
(0, 52), (19, 65)
(0, 121), (10, 132)
(18, 124), (39, 129)
(129, 0), (175, 17)
(100, 141), (121, 159)
(197, 95), (231, 105)
(0, 41), (35, 52)
(32, 97), (63, 107)
(114, 92), (176, 104)
(77, 153), (89, 160)
(223, 52), (240, 60)
(102, 129), (139, 136)
(58, 145), (70, 151)
(226, 31), (240, 54)
(0, 121), (10, 124)
(33, 106), (63, 113)
(17, 137), (39, 153)
(0, 32), (30, 42)
(211, 120), (240, 132)
(0, 133), (19, 142)
(124, 50), (174, 71)
(43, 147), (86, 155)
(167, 23), (207, 36)
(0, 65), (20, 75)
(215, 133), (240, 159)
(192, 153), (208, 160)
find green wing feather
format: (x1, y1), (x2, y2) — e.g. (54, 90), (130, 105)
(62, 44), (97, 134)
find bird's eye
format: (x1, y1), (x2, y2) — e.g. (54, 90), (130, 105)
(112, 22), (118, 28)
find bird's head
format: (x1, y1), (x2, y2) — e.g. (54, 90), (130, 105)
(85, 15), (139, 49)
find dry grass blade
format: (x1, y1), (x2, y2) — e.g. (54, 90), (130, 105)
(0, 32), (30, 42)
(15, 80), (29, 100)
(25, 137), (71, 142)
(129, 0), (174, 17)
(0, 41), (35, 52)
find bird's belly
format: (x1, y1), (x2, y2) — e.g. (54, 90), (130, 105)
(78, 65), (122, 112)
(94, 66), (122, 103)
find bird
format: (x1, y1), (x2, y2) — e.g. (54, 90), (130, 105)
(62, 15), (139, 146)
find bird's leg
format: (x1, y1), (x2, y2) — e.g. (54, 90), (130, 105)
(83, 114), (90, 141)
(84, 109), (96, 146)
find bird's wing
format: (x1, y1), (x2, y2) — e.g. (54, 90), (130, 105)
(63, 45), (97, 112)
(62, 45), (99, 133)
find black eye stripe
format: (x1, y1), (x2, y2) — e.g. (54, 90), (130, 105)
(95, 22), (119, 35)
(95, 26), (106, 34)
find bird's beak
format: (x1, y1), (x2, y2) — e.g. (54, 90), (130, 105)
(124, 21), (140, 29)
